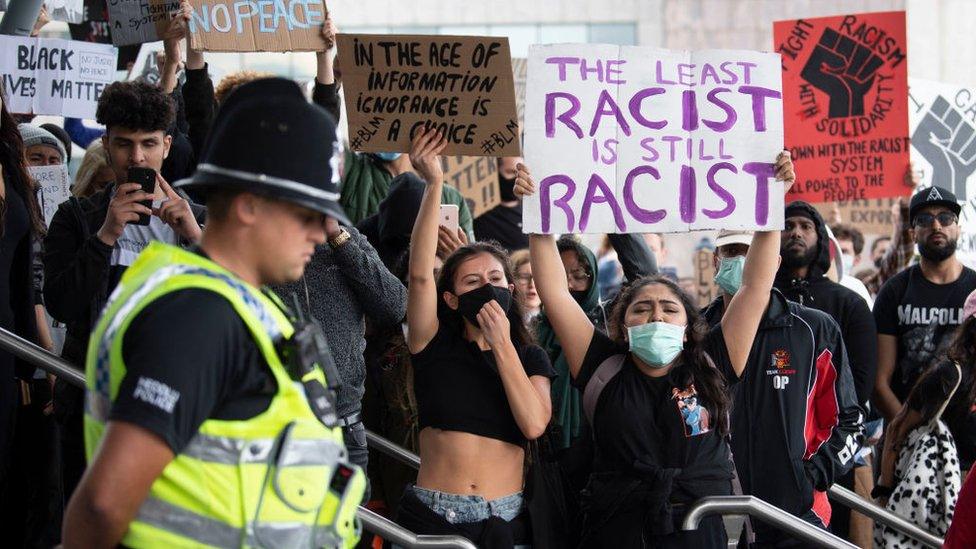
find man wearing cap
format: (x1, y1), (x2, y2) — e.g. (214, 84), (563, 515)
(18, 123), (66, 166)
(874, 186), (976, 422)
(63, 78), (365, 547)
(703, 229), (863, 546)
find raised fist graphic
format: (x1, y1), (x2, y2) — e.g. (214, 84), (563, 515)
(801, 28), (885, 118)
(912, 95), (976, 198)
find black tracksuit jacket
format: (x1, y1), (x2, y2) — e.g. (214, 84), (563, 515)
(774, 201), (878, 409)
(703, 289), (863, 541)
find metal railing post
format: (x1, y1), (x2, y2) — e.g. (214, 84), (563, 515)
(366, 430), (421, 470)
(682, 495), (858, 549)
(828, 484), (943, 548)
(358, 507), (478, 549)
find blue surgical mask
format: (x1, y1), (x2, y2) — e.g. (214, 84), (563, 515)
(714, 255), (746, 296)
(627, 322), (685, 368)
(373, 152), (402, 162)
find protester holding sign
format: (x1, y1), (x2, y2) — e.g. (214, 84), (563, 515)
(399, 128), (553, 546)
(0, 90), (48, 547)
(520, 151), (789, 547)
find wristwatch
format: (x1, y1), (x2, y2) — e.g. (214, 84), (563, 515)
(329, 228), (351, 249)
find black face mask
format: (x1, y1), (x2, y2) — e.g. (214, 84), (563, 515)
(498, 174), (518, 202)
(456, 283), (512, 325)
(570, 289), (590, 306)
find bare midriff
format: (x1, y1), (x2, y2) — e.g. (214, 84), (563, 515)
(415, 428), (525, 500)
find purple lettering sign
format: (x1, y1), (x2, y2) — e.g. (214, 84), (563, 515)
(522, 44), (785, 234)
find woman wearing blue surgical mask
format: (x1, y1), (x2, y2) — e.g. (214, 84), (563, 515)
(518, 157), (789, 548)
(397, 129), (555, 547)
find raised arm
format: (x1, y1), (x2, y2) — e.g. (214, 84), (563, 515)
(159, 4), (191, 94)
(722, 151), (794, 376)
(406, 129), (448, 354)
(312, 14), (341, 123)
(517, 165), (595, 379)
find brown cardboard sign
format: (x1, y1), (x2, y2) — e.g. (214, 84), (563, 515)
(187, 0), (327, 52)
(693, 248), (718, 308)
(813, 198), (901, 236)
(442, 155), (500, 218)
(337, 34), (521, 157)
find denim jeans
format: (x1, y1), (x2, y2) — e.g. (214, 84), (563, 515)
(409, 485), (524, 523)
(396, 486), (530, 549)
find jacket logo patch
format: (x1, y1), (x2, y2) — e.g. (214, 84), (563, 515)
(767, 349), (796, 389)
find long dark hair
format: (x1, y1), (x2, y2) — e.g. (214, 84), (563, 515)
(436, 240), (534, 349)
(907, 316), (976, 424)
(608, 275), (731, 434)
(0, 86), (46, 237)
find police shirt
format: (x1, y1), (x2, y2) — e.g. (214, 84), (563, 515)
(109, 289), (275, 453)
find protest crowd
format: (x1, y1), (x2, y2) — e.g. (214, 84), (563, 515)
(1, 1), (976, 548)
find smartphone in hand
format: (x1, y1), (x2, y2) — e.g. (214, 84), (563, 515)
(127, 167), (156, 226)
(439, 204), (459, 234)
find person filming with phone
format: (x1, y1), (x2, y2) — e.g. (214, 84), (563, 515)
(43, 81), (205, 505)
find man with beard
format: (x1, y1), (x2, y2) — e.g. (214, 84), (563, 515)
(774, 202), (878, 542)
(874, 186), (976, 422)
(473, 156), (529, 252)
(775, 203), (878, 410)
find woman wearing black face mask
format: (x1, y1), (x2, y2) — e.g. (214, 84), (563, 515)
(399, 129), (555, 546)
(536, 236), (602, 450)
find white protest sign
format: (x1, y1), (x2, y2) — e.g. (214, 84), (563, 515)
(909, 78), (976, 264)
(108, 0), (181, 46)
(30, 165), (72, 226)
(522, 44), (784, 234)
(49, 0), (86, 24)
(0, 36), (118, 119)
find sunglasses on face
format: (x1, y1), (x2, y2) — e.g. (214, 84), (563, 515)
(914, 212), (958, 228)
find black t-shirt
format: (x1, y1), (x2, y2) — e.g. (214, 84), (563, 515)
(874, 265), (976, 401)
(574, 329), (732, 502)
(110, 289), (276, 453)
(472, 203), (529, 253)
(908, 359), (976, 471)
(411, 323), (555, 446)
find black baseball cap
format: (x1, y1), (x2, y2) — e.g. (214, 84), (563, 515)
(909, 186), (961, 226)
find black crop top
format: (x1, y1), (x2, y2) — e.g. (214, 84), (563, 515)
(411, 323), (556, 446)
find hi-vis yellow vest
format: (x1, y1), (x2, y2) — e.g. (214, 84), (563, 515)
(84, 242), (363, 548)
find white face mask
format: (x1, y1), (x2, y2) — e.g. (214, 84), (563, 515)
(841, 254), (855, 277)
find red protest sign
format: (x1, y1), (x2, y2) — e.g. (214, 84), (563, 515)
(774, 11), (910, 204)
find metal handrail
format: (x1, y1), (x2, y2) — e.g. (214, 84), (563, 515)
(0, 328), (470, 548)
(828, 484), (943, 548)
(359, 507), (477, 549)
(4, 327), (948, 549)
(682, 495), (857, 548)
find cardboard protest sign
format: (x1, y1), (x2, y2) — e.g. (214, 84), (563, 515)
(69, 0), (141, 69)
(813, 197), (900, 236)
(442, 155), (500, 218)
(30, 165), (72, 226)
(909, 78), (976, 262)
(774, 11), (909, 204)
(337, 34), (521, 157)
(0, 36), (118, 118)
(522, 44), (784, 234)
(512, 57), (527, 127)
(187, 0), (327, 52)
(693, 246), (718, 308)
(107, 0), (180, 46)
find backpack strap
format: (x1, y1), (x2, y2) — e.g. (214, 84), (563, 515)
(582, 354), (626, 427)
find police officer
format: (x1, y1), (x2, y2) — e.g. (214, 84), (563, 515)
(64, 78), (365, 548)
